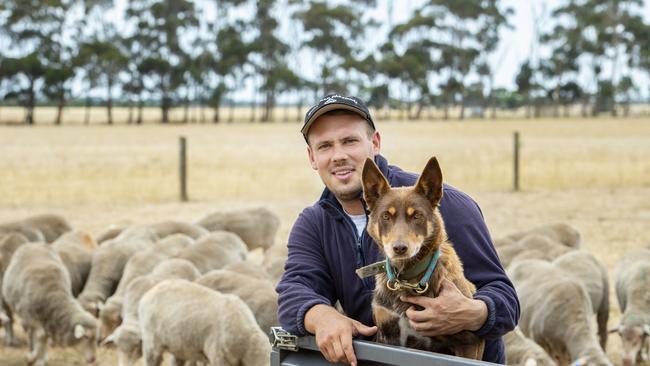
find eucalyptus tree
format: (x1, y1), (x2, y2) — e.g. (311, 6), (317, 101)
(125, 0), (199, 123)
(0, 0), (77, 124)
(76, 31), (128, 124)
(550, 0), (644, 116)
(387, 0), (510, 120)
(292, 0), (366, 95)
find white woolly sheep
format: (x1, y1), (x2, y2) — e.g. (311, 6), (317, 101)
(2, 243), (96, 366)
(138, 279), (270, 366)
(498, 233), (573, 268)
(553, 250), (609, 349)
(504, 327), (557, 366)
(262, 242), (287, 283)
(98, 234), (194, 340)
(52, 231), (98, 297)
(506, 222), (581, 249)
(174, 231), (247, 273)
(508, 259), (613, 366)
(104, 258), (201, 366)
(195, 269), (278, 332)
(196, 206), (280, 250)
(613, 248), (650, 366)
(77, 230), (153, 317)
(0, 232), (29, 345)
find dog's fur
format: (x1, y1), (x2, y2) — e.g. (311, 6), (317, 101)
(362, 156), (485, 359)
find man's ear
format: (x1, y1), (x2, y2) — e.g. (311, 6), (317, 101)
(307, 146), (317, 170)
(414, 157), (443, 207)
(362, 157), (389, 211)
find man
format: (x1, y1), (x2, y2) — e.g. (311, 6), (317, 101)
(276, 94), (519, 365)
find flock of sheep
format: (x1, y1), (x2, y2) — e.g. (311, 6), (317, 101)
(0, 208), (286, 366)
(496, 223), (650, 366)
(1, 211), (648, 366)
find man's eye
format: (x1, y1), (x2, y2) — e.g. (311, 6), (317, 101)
(381, 212), (391, 221)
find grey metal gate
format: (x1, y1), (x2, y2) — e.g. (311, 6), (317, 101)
(270, 327), (497, 366)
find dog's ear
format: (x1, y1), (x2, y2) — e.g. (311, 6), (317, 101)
(414, 157), (443, 207)
(362, 157), (390, 211)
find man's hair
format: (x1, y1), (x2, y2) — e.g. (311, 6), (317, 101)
(306, 109), (376, 145)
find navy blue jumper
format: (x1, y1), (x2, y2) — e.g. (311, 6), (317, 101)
(276, 155), (519, 363)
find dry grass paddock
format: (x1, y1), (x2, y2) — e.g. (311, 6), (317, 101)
(0, 113), (649, 365)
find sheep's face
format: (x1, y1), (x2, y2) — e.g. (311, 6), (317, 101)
(618, 324), (649, 366)
(98, 306), (121, 341)
(72, 323), (97, 364)
(362, 157), (443, 267)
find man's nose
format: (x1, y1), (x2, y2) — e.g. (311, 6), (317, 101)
(331, 144), (349, 162)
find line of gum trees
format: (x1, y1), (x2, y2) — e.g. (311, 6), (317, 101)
(0, 0), (648, 125)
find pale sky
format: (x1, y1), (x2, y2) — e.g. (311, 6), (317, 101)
(100, 0), (650, 102)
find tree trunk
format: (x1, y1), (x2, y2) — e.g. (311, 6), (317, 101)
(25, 79), (35, 125)
(107, 75), (113, 125)
(136, 98), (143, 125)
(183, 95), (190, 123)
(127, 101), (133, 124)
(262, 90), (274, 122)
(84, 97), (91, 125)
(55, 91), (65, 125)
(213, 103), (220, 123)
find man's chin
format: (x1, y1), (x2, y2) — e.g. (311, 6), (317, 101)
(331, 187), (362, 202)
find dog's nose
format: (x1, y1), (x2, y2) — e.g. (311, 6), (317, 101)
(392, 242), (408, 255)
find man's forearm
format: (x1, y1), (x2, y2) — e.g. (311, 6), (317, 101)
(304, 303), (340, 334)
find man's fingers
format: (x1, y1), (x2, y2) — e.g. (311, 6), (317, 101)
(400, 295), (427, 306)
(341, 334), (358, 366)
(405, 305), (432, 322)
(331, 338), (346, 364)
(354, 322), (378, 337)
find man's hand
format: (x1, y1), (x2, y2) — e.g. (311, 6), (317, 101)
(305, 304), (377, 366)
(400, 278), (488, 337)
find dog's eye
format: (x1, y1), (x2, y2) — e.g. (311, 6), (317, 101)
(413, 212), (422, 220)
(381, 212), (391, 221)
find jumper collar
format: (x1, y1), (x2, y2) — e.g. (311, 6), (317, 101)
(385, 248), (441, 294)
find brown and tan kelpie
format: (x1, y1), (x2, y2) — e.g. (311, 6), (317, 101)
(359, 156), (485, 359)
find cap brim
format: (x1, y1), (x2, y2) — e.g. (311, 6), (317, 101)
(301, 103), (369, 136)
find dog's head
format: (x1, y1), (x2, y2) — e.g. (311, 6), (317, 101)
(362, 157), (444, 266)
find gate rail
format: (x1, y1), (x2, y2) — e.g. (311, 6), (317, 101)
(269, 327), (497, 366)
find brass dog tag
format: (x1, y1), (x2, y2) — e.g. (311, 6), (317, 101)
(356, 261), (386, 279)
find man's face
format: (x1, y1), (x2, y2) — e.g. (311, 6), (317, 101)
(307, 113), (381, 204)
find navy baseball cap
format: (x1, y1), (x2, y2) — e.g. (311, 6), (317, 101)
(301, 94), (375, 141)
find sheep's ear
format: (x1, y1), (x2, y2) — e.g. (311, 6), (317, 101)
(414, 157), (443, 207)
(362, 158), (390, 212)
(101, 332), (116, 347)
(524, 358), (538, 366)
(74, 324), (86, 339)
(0, 311), (9, 324)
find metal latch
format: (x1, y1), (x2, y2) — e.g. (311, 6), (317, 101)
(270, 327), (298, 351)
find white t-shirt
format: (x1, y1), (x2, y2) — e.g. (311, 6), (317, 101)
(347, 213), (367, 238)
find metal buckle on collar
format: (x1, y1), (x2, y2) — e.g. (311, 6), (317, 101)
(386, 279), (429, 294)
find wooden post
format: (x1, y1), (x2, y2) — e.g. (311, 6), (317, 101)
(179, 136), (188, 202)
(513, 131), (520, 192)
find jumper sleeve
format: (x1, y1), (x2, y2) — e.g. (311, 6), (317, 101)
(276, 208), (336, 335)
(441, 188), (520, 339)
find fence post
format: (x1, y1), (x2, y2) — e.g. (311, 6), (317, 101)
(513, 131), (520, 192)
(179, 136), (188, 202)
